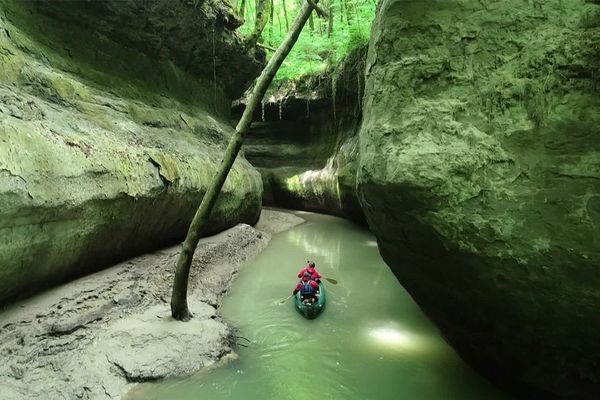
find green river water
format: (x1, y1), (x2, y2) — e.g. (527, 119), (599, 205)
(127, 211), (511, 400)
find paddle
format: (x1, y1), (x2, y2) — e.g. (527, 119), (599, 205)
(279, 294), (294, 304)
(278, 279), (336, 305)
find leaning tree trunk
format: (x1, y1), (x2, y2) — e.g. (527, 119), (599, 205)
(171, 0), (323, 321)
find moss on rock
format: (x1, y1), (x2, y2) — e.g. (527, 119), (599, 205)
(0, 1), (262, 304)
(358, 0), (600, 398)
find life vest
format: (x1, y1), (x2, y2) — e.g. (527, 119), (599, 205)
(300, 281), (314, 295)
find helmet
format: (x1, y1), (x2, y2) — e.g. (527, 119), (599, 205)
(309, 261), (315, 268)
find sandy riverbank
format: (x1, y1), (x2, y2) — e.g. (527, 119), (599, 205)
(0, 209), (304, 400)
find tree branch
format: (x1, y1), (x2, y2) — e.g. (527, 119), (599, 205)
(257, 42), (277, 51)
(307, 0), (329, 18)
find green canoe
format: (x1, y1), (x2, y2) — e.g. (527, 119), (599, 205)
(294, 282), (326, 319)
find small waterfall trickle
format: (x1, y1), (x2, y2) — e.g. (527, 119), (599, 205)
(212, 20), (217, 111)
(331, 73), (337, 127)
(279, 98), (283, 121)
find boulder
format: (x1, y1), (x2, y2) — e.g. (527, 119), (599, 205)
(0, 0), (263, 304)
(358, 0), (600, 398)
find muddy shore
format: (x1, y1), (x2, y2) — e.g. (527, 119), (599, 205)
(0, 209), (304, 400)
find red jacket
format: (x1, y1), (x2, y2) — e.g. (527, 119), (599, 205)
(293, 278), (319, 295)
(297, 266), (321, 281)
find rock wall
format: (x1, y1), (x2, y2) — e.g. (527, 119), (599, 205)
(358, 0), (600, 398)
(28, 0), (263, 103)
(236, 47), (366, 223)
(0, 0), (263, 304)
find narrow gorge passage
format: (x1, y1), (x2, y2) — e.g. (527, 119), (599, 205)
(126, 212), (510, 400)
(1, 0), (598, 398)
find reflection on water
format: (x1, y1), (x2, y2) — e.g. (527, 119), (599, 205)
(369, 326), (415, 347)
(126, 212), (511, 400)
(286, 222), (343, 274)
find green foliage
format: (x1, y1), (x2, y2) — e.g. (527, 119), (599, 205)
(236, 0), (375, 84)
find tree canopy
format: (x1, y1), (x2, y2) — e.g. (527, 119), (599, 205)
(235, 0), (376, 84)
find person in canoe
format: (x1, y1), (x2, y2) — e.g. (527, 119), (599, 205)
(292, 276), (320, 305)
(297, 261), (321, 283)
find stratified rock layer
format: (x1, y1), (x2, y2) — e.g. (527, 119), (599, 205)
(0, 0), (263, 304)
(358, 0), (600, 398)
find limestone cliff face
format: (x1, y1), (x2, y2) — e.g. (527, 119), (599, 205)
(0, 0), (263, 304)
(29, 0), (263, 101)
(358, 0), (600, 398)
(236, 47), (366, 223)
